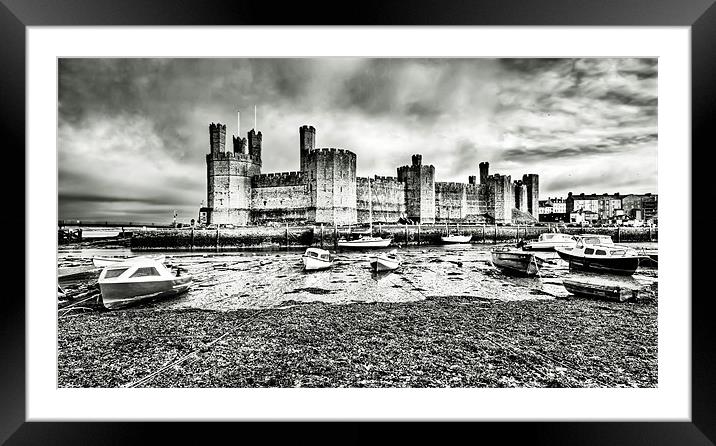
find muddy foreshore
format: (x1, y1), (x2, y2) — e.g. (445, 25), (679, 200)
(58, 293), (657, 388)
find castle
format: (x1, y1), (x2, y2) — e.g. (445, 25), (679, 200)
(204, 121), (539, 226)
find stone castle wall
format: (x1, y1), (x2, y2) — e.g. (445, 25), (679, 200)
(307, 148), (357, 225)
(356, 176), (406, 223)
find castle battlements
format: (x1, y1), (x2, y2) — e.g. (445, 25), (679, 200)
(205, 121), (539, 226)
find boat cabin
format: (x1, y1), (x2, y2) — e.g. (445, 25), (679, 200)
(304, 248), (331, 261)
(537, 233), (575, 242)
(575, 235), (614, 247)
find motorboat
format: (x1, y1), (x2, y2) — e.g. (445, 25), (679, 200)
(93, 254), (166, 268)
(98, 258), (191, 309)
(369, 249), (401, 272)
(523, 233), (577, 251)
(490, 247), (544, 276)
(302, 247), (334, 271)
(338, 235), (392, 249)
(440, 234), (472, 244)
(555, 236), (642, 275)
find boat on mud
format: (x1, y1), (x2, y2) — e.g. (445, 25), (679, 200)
(562, 278), (639, 302)
(523, 233), (577, 251)
(98, 258), (191, 309)
(490, 247), (544, 276)
(369, 249), (401, 272)
(556, 235), (642, 275)
(93, 254), (166, 268)
(302, 247), (334, 271)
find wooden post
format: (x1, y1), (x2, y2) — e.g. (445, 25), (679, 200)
(617, 226), (621, 243)
(320, 224), (324, 248)
(334, 222), (338, 250)
(285, 222), (289, 249)
(405, 223), (409, 246)
(494, 224), (497, 244)
(482, 224), (485, 244)
(216, 226), (220, 252)
(648, 226), (652, 242)
(190, 228), (194, 251)
(417, 222), (421, 245)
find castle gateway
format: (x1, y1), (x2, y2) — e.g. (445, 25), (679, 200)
(205, 121), (538, 226)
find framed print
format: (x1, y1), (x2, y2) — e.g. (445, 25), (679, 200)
(5, 0), (712, 443)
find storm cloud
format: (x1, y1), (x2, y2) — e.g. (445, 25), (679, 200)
(58, 58), (657, 222)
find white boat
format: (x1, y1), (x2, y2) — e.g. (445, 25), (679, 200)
(523, 233), (577, 251)
(440, 234), (472, 244)
(98, 258), (191, 309)
(92, 254), (166, 268)
(556, 236), (641, 276)
(370, 249), (400, 272)
(338, 179), (392, 249)
(302, 247), (334, 271)
(338, 236), (392, 249)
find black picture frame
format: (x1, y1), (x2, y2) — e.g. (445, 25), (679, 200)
(5, 0), (710, 443)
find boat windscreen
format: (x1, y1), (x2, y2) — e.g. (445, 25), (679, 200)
(611, 250), (626, 256)
(105, 267), (129, 279)
(583, 237), (601, 244)
(130, 267), (161, 278)
(541, 234), (555, 240)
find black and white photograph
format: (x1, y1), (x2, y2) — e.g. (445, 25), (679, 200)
(56, 57), (659, 389)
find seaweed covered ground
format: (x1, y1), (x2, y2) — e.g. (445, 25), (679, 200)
(58, 293), (657, 388)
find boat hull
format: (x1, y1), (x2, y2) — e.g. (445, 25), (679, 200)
(441, 235), (473, 244)
(93, 254), (166, 268)
(338, 238), (392, 249)
(99, 276), (191, 309)
(563, 279), (638, 302)
(491, 251), (541, 276)
(302, 255), (333, 271)
(556, 249), (640, 275)
(370, 258), (400, 272)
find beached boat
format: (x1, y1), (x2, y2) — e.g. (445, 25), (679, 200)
(562, 279), (639, 302)
(490, 247), (543, 276)
(369, 249), (400, 272)
(93, 254), (166, 268)
(523, 233), (577, 251)
(556, 236), (642, 275)
(98, 258), (191, 309)
(302, 247), (334, 271)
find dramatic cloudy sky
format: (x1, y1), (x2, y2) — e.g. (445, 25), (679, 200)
(58, 58), (657, 223)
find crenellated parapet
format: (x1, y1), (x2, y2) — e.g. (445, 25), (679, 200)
(253, 171), (304, 188)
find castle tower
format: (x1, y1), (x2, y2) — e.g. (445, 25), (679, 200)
(299, 125), (316, 173)
(248, 129), (262, 163)
(479, 162), (489, 184)
(486, 174), (512, 224)
(522, 174), (540, 217)
(397, 154), (435, 223)
(209, 123), (226, 153)
(206, 122), (262, 226)
(306, 148), (357, 225)
(513, 180), (528, 211)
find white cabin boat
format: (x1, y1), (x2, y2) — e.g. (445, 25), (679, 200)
(524, 233), (577, 251)
(338, 236), (392, 249)
(302, 248), (334, 271)
(93, 254), (166, 268)
(370, 249), (400, 272)
(98, 259), (191, 309)
(440, 234), (472, 244)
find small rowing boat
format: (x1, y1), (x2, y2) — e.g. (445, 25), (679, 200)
(490, 247), (543, 276)
(369, 249), (400, 272)
(92, 254), (166, 268)
(562, 278), (639, 302)
(302, 247), (334, 271)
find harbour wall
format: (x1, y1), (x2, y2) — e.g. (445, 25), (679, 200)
(130, 225), (657, 251)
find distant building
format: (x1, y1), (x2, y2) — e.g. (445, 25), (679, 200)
(538, 197), (568, 222)
(567, 192), (657, 224)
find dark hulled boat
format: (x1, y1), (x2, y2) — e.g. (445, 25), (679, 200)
(490, 248), (544, 276)
(555, 237), (643, 275)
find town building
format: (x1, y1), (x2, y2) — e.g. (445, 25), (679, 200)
(204, 120), (539, 226)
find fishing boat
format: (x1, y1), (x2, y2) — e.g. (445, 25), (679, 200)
(523, 232), (577, 251)
(302, 247), (334, 271)
(92, 254), (166, 268)
(98, 258), (191, 309)
(338, 178), (391, 249)
(369, 249), (400, 272)
(555, 236), (642, 275)
(490, 247), (544, 276)
(562, 279), (639, 302)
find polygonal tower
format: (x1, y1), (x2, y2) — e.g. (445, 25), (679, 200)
(522, 174), (539, 217)
(299, 125), (316, 173)
(206, 122), (262, 226)
(397, 154), (435, 223)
